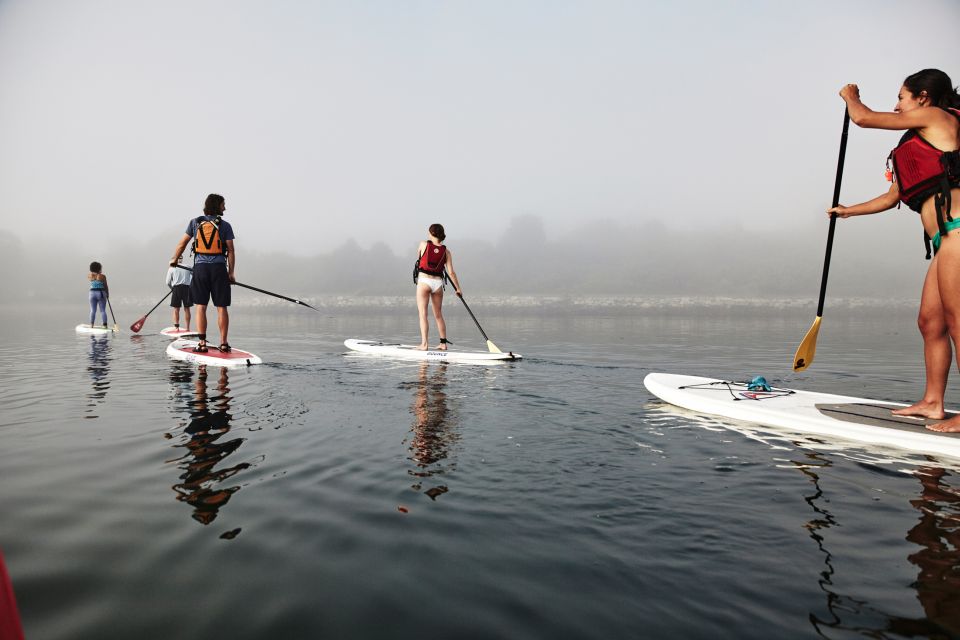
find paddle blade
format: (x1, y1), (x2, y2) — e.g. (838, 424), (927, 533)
(486, 340), (503, 354)
(130, 316), (147, 333)
(793, 316), (822, 371)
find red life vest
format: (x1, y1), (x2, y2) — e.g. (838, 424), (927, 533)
(889, 107), (960, 212)
(888, 107), (960, 257)
(418, 243), (447, 276)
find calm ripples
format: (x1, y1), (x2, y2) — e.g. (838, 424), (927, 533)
(0, 303), (958, 639)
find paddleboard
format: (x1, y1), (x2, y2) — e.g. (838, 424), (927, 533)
(643, 373), (960, 460)
(160, 326), (201, 338)
(166, 338), (262, 367)
(76, 324), (118, 335)
(344, 339), (521, 363)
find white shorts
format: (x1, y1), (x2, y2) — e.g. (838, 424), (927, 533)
(417, 275), (444, 293)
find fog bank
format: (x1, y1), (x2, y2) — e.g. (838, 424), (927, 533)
(0, 213), (926, 311)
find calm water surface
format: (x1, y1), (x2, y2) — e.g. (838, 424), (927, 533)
(1, 301), (958, 639)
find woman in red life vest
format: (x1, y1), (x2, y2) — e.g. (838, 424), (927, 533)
(829, 69), (960, 432)
(415, 224), (462, 350)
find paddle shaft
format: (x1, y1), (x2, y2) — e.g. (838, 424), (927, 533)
(175, 264), (318, 310)
(130, 290), (172, 331)
(106, 297), (118, 326)
(815, 108), (850, 317)
(456, 293), (491, 342)
(146, 290), (172, 316)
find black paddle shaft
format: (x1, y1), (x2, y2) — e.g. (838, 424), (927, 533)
(174, 264), (318, 310)
(456, 293), (492, 342)
(144, 290), (172, 318)
(815, 108), (851, 317)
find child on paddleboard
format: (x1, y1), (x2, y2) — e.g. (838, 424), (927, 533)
(829, 69), (960, 433)
(415, 224), (462, 351)
(87, 261), (109, 328)
(166, 256), (193, 332)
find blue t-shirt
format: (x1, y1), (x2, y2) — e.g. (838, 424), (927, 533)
(186, 216), (235, 264)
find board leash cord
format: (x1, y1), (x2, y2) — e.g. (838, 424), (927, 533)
(679, 380), (796, 401)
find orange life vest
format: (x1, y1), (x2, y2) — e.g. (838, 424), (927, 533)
(192, 217), (226, 256)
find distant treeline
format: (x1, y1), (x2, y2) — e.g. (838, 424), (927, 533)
(0, 214), (925, 304)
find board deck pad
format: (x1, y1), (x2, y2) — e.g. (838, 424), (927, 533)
(816, 402), (960, 435)
(166, 338), (262, 367)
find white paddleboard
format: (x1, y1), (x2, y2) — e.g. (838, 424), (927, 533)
(344, 339), (521, 363)
(76, 324), (118, 335)
(160, 326), (201, 338)
(644, 373), (960, 461)
(167, 338), (262, 367)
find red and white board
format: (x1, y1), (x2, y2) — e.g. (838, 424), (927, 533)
(166, 338), (262, 367)
(160, 326), (200, 338)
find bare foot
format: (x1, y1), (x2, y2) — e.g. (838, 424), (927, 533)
(927, 415), (960, 432)
(892, 400), (946, 420)
(435, 343), (448, 351)
(416, 343), (429, 351)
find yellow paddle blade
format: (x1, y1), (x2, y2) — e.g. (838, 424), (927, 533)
(486, 340), (503, 354)
(793, 316), (822, 371)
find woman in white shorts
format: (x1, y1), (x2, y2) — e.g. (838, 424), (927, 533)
(415, 224), (462, 350)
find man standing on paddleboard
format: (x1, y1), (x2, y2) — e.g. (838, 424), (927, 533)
(169, 194), (236, 353)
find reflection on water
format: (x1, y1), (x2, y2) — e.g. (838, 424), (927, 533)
(166, 365), (249, 532)
(85, 335), (111, 418)
(798, 456), (960, 637)
(904, 467), (960, 636)
(403, 362), (460, 500)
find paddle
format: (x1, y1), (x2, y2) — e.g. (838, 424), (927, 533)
(175, 265), (318, 311)
(130, 290), (172, 332)
(106, 297), (119, 332)
(455, 293), (503, 354)
(793, 108), (851, 372)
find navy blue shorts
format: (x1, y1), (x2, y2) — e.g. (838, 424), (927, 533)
(190, 263), (231, 307)
(170, 284), (193, 308)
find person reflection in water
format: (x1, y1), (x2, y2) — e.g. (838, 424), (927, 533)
(805, 456), (960, 637)
(898, 467), (960, 636)
(168, 365), (249, 525)
(406, 362), (459, 500)
(85, 335), (111, 418)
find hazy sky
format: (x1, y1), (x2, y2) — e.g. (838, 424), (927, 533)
(1, 0), (958, 258)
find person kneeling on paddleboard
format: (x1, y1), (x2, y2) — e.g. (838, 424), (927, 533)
(87, 261), (109, 328)
(829, 69), (960, 433)
(414, 224), (462, 351)
(169, 193), (236, 353)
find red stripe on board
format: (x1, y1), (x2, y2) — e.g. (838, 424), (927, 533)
(172, 346), (255, 360)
